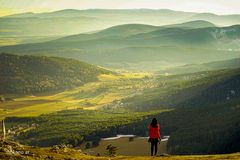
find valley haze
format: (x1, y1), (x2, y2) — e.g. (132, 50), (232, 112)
(0, 5), (240, 160)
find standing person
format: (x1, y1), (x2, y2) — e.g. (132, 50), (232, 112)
(148, 118), (161, 156)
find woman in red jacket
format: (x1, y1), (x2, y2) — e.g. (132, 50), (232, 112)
(148, 118), (161, 156)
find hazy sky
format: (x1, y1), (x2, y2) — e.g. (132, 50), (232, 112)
(0, 0), (240, 16)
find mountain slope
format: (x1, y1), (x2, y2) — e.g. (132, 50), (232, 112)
(114, 68), (240, 154)
(124, 68), (240, 111)
(1, 24), (239, 71)
(1, 9), (240, 37)
(130, 25), (240, 47)
(54, 24), (159, 42)
(0, 54), (110, 94)
(55, 21), (215, 42)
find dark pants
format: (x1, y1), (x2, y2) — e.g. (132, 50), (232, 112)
(149, 138), (159, 156)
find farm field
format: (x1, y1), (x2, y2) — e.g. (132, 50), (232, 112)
(0, 73), (153, 120)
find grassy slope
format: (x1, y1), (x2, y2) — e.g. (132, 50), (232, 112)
(1, 140), (240, 160)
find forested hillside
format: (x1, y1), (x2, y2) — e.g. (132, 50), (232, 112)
(114, 68), (240, 154)
(5, 109), (155, 147)
(116, 98), (240, 155)
(4, 68), (240, 155)
(122, 69), (239, 110)
(0, 54), (110, 94)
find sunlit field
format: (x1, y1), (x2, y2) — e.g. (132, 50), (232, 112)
(0, 73), (154, 119)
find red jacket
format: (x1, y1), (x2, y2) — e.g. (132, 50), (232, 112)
(148, 124), (161, 139)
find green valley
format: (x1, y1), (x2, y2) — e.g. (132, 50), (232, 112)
(1, 54), (239, 155)
(0, 5), (240, 159)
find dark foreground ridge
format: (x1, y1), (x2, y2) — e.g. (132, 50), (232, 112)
(0, 140), (240, 160)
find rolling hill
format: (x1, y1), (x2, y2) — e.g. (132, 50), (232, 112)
(162, 20), (216, 29)
(0, 53), (110, 94)
(1, 9), (240, 37)
(1, 9), (239, 47)
(1, 24), (240, 71)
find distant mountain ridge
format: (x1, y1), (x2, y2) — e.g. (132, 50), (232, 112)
(1, 9), (240, 37)
(162, 20), (216, 29)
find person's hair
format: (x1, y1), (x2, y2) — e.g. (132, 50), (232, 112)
(150, 118), (158, 128)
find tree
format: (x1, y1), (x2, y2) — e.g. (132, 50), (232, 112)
(85, 142), (91, 149)
(106, 144), (118, 156)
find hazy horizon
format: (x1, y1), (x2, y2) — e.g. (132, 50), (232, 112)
(1, 0), (240, 17)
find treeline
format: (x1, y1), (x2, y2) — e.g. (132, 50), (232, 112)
(0, 53), (110, 94)
(5, 109), (150, 147)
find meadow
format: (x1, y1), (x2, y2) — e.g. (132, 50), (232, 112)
(0, 73), (153, 120)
